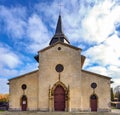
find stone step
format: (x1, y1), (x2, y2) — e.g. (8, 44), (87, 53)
(0, 111), (119, 115)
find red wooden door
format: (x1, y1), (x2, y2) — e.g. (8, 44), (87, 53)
(21, 95), (27, 111)
(54, 85), (65, 111)
(22, 100), (27, 111)
(90, 95), (97, 112)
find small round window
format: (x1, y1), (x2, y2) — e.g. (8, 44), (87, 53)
(21, 84), (27, 90)
(91, 82), (97, 89)
(55, 64), (64, 72)
(58, 47), (61, 50)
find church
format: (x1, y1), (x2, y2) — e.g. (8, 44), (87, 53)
(8, 15), (111, 112)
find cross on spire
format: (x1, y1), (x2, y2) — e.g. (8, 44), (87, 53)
(58, 0), (63, 15)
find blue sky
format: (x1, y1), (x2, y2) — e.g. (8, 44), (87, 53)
(0, 0), (120, 94)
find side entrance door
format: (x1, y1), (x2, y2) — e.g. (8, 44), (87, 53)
(54, 85), (65, 111)
(21, 95), (27, 111)
(90, 94), (97, 112)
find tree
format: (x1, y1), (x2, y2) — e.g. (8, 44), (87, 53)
(114, 85), (120, 101)
(0, 94), (9, 102)
(111, 88), (114, 101)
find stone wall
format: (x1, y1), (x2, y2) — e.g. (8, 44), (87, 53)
(9, 70), (39, 111)
(81, 70), (111, 112)
(38, 43), (82, 111)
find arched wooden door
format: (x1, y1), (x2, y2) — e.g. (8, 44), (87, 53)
(54, 85), (65, 111)
(90, 94), (97, 112)
(21, 95), (27, 111)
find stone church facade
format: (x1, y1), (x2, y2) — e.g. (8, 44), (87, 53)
(9, 15), (111, 112)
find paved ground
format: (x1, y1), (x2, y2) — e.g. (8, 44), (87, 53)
(0, 109), (119, 115)
(111, 109), (120, 113)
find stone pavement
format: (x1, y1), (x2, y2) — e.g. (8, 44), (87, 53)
(111, 109), (120, 114)
(0, 109), (120, 115)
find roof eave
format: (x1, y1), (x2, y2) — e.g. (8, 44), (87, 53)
(82, 69), (111, 79)
(39, 41), (82, 53)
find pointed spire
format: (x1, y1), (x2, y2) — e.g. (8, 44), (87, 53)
(55, 15), (63, 35)
(49, 15), (70, 45)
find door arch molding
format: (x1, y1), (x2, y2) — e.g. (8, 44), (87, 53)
(49, 81), (69, 111)
(51, 81), (68, 94)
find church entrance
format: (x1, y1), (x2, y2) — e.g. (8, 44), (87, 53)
(90, 94), (97, 112)
(54, 85), (65, 111)
(21, 95), (27, 111)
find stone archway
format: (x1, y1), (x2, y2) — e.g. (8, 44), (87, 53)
(49, 81), (69, 111)
(90, 94), (98, 112)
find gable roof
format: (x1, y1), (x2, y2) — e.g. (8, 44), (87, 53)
(39, 41), (82, 53)
(82, 69), (111, 79)
(9, 70), (38, 81)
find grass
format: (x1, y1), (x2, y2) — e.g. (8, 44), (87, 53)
(0, 110), (5, 112)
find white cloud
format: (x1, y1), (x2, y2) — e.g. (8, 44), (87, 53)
(111, 78), (120, 89)
(85, 65), (108, 76)
(0, 78), (9, 94)
(83, 35), (120, 67)
(0, 42), (39, 78)
(26, 14), (51, 52)
(0, 44), (22, 69)
(34, 0), (83, 43)
(108, 65), (120, 79)
(0, 5), (27, 38)
(17, 63), (38, 76)
(0, 0), (119, 49)
(27, 14), (49, 42)
(34, 0), (120, 46)
(0, 66), (18, 78)
(0, 5), (52, 53)
(81, 0), (120, 44)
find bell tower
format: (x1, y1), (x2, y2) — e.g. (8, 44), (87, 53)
(49, 15), (70, 45)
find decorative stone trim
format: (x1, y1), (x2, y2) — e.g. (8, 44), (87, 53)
(49, 81), (69, 111)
